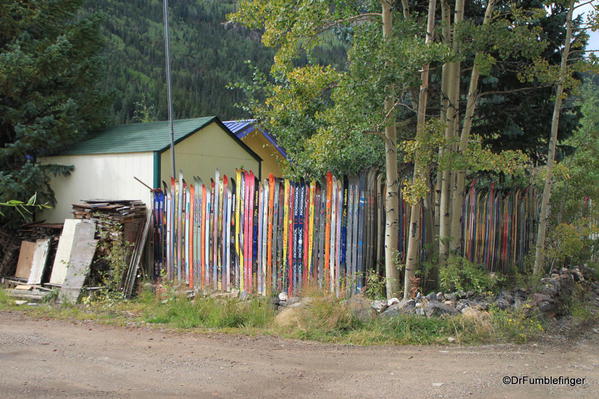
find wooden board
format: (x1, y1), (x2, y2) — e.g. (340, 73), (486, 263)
(50, 220), (96, 285)
(60, 238), (98, 303)
(15, 241), (36, 279)
(27, 238), (50, 285)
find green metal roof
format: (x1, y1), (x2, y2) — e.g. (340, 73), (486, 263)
(61, 116), (217, 155)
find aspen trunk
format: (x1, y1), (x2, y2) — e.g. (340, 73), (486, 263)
(434, 0), (451, 254)
(382, 1), (400, 298)
(449, 0), (496, 254)
(533, 2), (575, 275)
(403, 0), (437, 299)
(439, 0), (464, 263)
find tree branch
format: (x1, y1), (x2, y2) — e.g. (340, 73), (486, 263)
(478, 85), (552, 98)
(573, 0), (595, 10)
(318, 13), (382, 32)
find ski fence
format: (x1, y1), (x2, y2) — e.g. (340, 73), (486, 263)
(151, 169), (539, 295)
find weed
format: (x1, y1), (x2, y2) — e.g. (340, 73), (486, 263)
(144, 296), (275, 329)
(566, 284), (598, 324)
(363, 270), (386, 300)
(91, 214), (133, 300)
(42, 288), (59, 303)
(439, 256), (502, 294)
(0, 288), (9, 305)
(487, 306), (544, 343)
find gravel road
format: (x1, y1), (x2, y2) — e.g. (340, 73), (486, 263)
(0, 311), (597, 398)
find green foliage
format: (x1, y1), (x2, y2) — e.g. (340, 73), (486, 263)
(546, 77), (599, 268)
(293, 297), (361, 337)
(0, 0), (108, 228)
(42, 288), (60, 304)
(1, 286), (551, 346)
(230, 1), (451, 178)
(230, 0), (582, 179)
(279, 295), (545, 345)
(88, 0), (276, 123)
(552, 78), (599, 221)
(441, 134), (530, 176)
(0, 193), (50, 218)
(545, 221), (599, 268)
(439, 256), (502, 294)
(487, 306), (544, 344)
(474, 1), (586, 159)
(363, 269), (386, 300)
(566, 284), (598, 325)
(90, 217), (134, 301)
(0, 288), (9, 306)
(144, 296), (274, 329)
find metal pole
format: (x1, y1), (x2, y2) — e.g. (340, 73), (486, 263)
(163, 0), (176, 177)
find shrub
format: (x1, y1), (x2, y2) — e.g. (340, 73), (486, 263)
(439, 256), (500, 294)
(363, 270), (386, 300)
(546, 221), (598, 269)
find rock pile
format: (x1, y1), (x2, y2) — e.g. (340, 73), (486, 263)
(372, 266), (596, 319)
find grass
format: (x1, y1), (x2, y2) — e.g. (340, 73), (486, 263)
(275, 296), (545, 345)
(565, 284), (599, 328)
(0, 286), (548, 345)
(143, 295), (274, 329)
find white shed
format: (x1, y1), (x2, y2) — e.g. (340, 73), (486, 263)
(39, 116), (261, 222)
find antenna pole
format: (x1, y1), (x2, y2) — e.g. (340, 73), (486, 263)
(163, 0), (176, 177)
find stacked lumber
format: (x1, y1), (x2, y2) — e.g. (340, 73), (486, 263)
(73, 200), (146, 244)
(72, 200), (146, 222)
(72, 200), (148, 297)
(1, 224), (62, 280)
(18, 223), (64, 240)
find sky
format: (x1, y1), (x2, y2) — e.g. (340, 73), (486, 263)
(576, 3), (598, 52)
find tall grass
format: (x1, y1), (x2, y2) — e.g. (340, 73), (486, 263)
(0, 288), (9, 306)
(143, 295), (275, 329)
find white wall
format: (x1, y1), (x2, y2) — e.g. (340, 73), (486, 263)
(160, 122), (260, 185)
(39, 152), (154, 222)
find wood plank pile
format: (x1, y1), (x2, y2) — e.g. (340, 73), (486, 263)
(1, 224), (62, 281)
(71, 200), (148, 298)
(72, 199), (146, 222)
(18, 223), (64, 240)
(73, 200), (146, 244)
(1, 200), (148, 302)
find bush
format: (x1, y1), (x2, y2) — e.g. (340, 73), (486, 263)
(363, 270), (386, 300)
(546, 221), (598, 269)
(439, 256), (501, 294)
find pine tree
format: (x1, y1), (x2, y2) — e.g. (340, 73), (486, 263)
(0, 0), (109, 228)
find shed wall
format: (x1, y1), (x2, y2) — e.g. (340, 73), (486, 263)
(160, 122), (260, 183)
(241, 129), (284, 177)
(38, 152), (154, 222)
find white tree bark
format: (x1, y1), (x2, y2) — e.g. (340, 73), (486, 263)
(533, 1), (575, 274)
(439, 0), (464, 262)
(404, 0), (437, 299)
(449, 0), (496, 254)
(382, 0), (400, 298)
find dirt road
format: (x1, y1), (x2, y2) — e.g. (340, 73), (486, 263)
(0, 311), (597, 398)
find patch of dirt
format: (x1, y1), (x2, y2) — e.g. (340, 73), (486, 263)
(0, 310), (597, 398)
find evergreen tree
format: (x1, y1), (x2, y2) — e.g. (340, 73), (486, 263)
(86, 0), (277, 123)
(0, 0), (109, 228)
